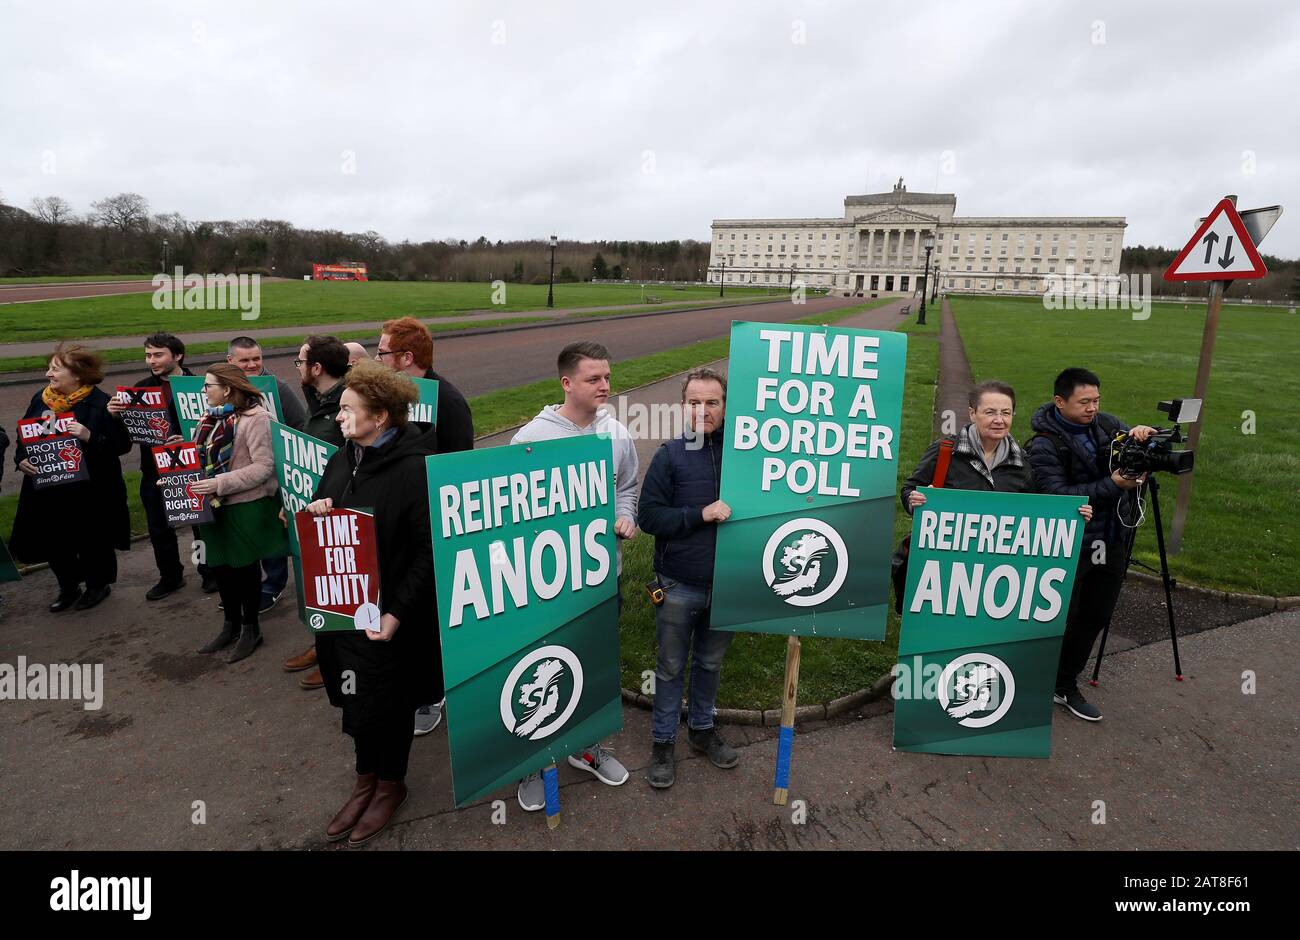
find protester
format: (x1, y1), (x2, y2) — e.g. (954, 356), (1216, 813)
(305, 360), (437, 846)
(282, 334), (349, 690)
(637, 367), (738, 788)
(227, 336), (304, 613)
(191, 364), (287, 663)
(296, 335), (349, 446)
(107, 332), (214, 599)
(375, 316), (474, 735)
(1026, 368), (1154, 722)
(376, 316), (474, 451)
(899, 381), (1093, 602)
(11, 344), (131, 612)
(344, 342), (368, 365)
(510, 340), (638, 810)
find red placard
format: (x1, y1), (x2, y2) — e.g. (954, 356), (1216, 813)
(151, 441), (214, 526)
(116, 386), (172, 446)
(17, 413), (88, 489)
(1164, 198), (1268, 281)
(294, 508), (381, 633)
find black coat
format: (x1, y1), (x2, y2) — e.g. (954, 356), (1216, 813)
(10, 387), (132, 563)
(423, 369), (474, 453)
(900, 425), (1036, 513)
(1026, 402), (1134, 556)
(313, 423), (439, 735)
(126, 366), (193, 482)
(302, 380), (345, 446)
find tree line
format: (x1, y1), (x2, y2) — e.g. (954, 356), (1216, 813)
(1, 191), (1295, 298)
(0, 191), (714, 284)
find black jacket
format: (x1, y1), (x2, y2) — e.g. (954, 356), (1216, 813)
(1026, 402), (1133, 553)
(125, 366), (192, 480)
(900, 425), (1036, 513)
(10, 387), (132, 563)
(313, 424), (439, 735)
(302, 380), (345, 446)
(638, 425), (725, 586)
(423, 368), (474, 453)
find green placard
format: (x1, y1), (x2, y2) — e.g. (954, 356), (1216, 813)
(270, 421), (338, 556)
(427, 435), (622, 806)
(0, 536), (21, 583)
(409, 376), (439, 427)
(169, 374), (284, 439)
(711, 321), (907, 639)
(892, 487), (1085, 758)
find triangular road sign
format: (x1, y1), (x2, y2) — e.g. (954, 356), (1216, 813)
(1165, 198), (1268, 281)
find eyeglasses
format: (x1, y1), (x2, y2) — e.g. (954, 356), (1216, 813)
(202, 383), (224, 389)
(375, 349), (406, 361)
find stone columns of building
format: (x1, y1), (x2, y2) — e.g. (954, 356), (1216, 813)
(896, 227), (906, 267)
(866, 229), (876, 268)
(912, 229), (922, 266)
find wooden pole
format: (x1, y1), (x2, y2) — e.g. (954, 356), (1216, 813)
(543, 762), (561, 829)
(772, 635), (802, 805)
(1169, 277), (1225, 554)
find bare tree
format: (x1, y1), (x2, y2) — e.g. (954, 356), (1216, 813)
(91, 192), (150, 234)
(31, 195), (73, 226)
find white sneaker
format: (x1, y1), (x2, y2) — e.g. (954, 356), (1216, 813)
(567, 743), (629, 786)
(518, 772), (545, 812)
(414, 698), (445, 736)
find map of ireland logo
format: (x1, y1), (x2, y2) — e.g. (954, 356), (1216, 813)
(762, 518), (848, 607)
(500, 645), (585, 741)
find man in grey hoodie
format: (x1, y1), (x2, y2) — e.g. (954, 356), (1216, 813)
(510, 340), (639, 812)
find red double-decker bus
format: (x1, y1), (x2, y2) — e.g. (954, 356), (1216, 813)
(312, 261), (368, 281)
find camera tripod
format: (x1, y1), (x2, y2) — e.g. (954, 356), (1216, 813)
(1089, 473), (1185, 685)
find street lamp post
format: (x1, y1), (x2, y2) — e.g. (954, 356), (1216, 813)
(917, 234), (935, 325)
(789, 263), (797, 294)
(719, 260), (726, 297)
(931, 264), (940, 303)
(547, 235), (557, 308)
(233, 248), (239, 277)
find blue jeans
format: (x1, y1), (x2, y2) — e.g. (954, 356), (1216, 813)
(651, 575), (732, 744)
(261, 555), (288, 599)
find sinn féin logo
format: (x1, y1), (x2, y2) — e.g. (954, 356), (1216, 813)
(500, 645), (584, 741)
(762, 518), (848, 607)
(309, 613), (325, 630)
(937, 653), (1016, 728)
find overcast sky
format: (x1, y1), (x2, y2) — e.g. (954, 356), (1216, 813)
(2, 1), (1297, 256)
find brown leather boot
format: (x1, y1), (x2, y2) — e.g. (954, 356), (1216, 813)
(326, 773), (378, 842)
(347, 780), (408, 847)
(299, 667), (324, 690)
(283, 646), (317, 672)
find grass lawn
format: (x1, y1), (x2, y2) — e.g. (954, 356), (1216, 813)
(951, 295), (1300, 597)
(0, 280), (771, 344)
(617, 316), (941, 710)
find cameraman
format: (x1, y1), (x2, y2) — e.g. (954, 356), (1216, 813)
(1027, 367), (1156, 722)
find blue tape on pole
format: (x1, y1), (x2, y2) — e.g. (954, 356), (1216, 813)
(543, 765), (560, 817)
(774, 725), (795, 789)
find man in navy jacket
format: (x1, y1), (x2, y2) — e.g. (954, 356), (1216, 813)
(1027, 367), (1155, 723)
(638, 367), (739, 789)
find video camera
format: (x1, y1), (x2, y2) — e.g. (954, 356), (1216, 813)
(1109, 398), (1199, 477)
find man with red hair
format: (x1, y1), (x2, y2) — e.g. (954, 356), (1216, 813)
(375, 316), (474, 735)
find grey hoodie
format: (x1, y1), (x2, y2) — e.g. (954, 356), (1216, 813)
(511, 404), (639, 575)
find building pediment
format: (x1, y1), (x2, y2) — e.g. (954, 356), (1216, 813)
(851, 207), (941, 225)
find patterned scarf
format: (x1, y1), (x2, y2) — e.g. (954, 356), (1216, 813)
(42, 384), (94, 413)
(195, 404), (237, 509)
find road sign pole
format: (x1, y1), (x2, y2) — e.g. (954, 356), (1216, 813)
(1169, 276), (1225, 554)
